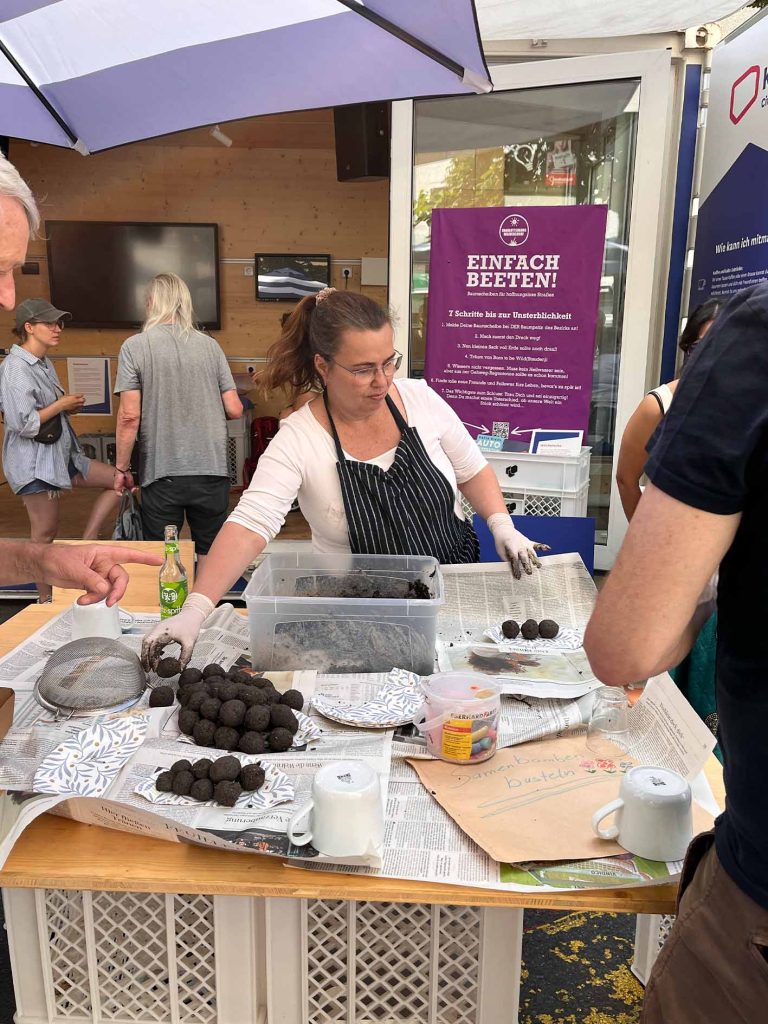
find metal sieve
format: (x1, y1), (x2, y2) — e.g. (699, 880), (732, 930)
(34, 637), (147, 719)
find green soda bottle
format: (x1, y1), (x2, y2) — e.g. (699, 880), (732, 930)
(159, 525), (188, 619)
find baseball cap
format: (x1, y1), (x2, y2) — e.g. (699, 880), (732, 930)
(15, 298), (71, 330)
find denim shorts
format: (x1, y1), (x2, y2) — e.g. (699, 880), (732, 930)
(17, 459), (80, 496)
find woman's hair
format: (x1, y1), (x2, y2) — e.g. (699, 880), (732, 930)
(143, 273), (197, 335)
(258, 289), (392, 395)
(679, 297), (721, 354)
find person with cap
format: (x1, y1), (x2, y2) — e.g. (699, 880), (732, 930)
(0, 298), (123, 597)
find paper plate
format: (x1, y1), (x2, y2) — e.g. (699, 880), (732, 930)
(137, 758), (293, 811)
(34, 714), (148, 797)
(485, 623), (582, 652)
(311, 669), (422, 729)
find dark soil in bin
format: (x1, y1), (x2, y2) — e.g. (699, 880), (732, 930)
(271, 619), (433, 674)
(292, 573), (433, 601)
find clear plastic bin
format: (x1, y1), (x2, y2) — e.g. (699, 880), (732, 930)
(244, 552), (443, 675)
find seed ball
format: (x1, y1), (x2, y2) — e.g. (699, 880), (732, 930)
(203, 664), (225, 679)
(538, 619), (560, 639)
(178, 709), (199, 736)
(241, 688), (269, 708)
(149, 686), (175, 707)
(156, 656), (181, 679)
(210, 756), (242, 783)
(186, 690), (209, 713)
(192, 758), (213, 779)
(205, 678), (226, 699)
(178, 667), (203, 687)
(521, 618), (539, 640)
(155, 770), (174, 793)
(270, 705), (298, 734)
(190, 778), (214, 802)
(193, 719), (217, 747)
(240, 764), (266, 792)
(238, 731), (266, 755)
(213, 780), (242, 807)
(200, 697), (222, 721)
(213, 726), (240, 751)
(501, 619), (520, 640)
(263, 688), (281, 705)
(280, 689), (304, 712)
(244, 705), (270, 732)
(219, 700), (246, 729)
(218, 682), (240, 703)
(171, 770), (194, 796)
(171, 759), (192, 773)
(227, 669), (251, 685)
(267, 727), (293, 753)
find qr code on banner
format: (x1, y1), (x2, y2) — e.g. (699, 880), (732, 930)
(492, 422), (510, 438)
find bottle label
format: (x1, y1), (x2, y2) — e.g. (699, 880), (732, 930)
(165, 541), (179, 556)
(160, 579), (188, 619)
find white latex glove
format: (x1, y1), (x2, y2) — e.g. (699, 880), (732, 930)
(487, 513), (550, 579)
(141, 593), (215, 672)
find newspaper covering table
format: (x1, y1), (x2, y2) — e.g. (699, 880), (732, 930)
(0, 560), (720, 894)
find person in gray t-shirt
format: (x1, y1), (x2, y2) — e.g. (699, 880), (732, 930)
(114, 273), (242, 556)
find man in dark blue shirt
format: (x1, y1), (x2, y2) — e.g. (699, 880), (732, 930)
(585, 283), (768, 1022)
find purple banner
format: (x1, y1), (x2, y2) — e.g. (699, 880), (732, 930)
(424, 206), (607, 445)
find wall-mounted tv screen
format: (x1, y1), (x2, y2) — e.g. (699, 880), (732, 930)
(255, 253), (331, 302)
(46, 221), (220, 329)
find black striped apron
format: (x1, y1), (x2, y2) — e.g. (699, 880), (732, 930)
(324, 391), (480, 564)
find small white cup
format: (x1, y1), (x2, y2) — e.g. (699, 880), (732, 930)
(288, 760), (384, 858)
(592, 765), (693, 862)
(70, 599), (132, 641)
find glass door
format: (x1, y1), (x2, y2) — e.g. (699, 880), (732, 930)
(389, 51), (675, 568)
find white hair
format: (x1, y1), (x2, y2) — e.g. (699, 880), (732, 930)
(143, 273), (197, 335)
(0, 153), (40, 237)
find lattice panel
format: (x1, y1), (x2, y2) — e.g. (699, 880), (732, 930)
(91, 891), (170, 1021)
(44, 890), (92, 1018)
(436, 907), (481, 1024)
(518, 492), (561, 516)
(658, 913), (675, 951)
(174, 894), (217, 1024)
(355, 902), (433, 1023)
(306, 900), (350, 1024)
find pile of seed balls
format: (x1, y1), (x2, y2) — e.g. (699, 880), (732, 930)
(149, 659), (304, 755)
(156, 756), (265, 807)
(501, 618), (560, 641)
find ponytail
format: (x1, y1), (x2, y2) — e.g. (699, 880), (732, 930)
(257, 290), (392, 398)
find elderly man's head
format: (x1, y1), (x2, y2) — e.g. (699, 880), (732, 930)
(0, 155), (40, 310)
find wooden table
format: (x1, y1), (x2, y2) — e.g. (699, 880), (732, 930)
(0, 604), (725, 1024)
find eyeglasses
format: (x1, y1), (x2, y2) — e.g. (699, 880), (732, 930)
(331, 351), (402, 384)
(31, 320), (65, 330)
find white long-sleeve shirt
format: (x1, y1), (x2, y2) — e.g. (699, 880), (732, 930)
(228, 378), (488, 552)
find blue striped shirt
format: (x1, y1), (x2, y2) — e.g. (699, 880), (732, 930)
(0, 344), (89, 494)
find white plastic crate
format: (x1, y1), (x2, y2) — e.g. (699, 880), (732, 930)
(461, 480), (589, 521)
(485, 447), (591, 494)
(3, 888), (521, 1024)
(631, 912), (675, 985)
(226, 416), (251, 488)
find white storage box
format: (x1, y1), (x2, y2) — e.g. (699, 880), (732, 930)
(244, 552), (443, 675)
(462, 480), (590, 520)
(485, 447), (591, 494)
(2, 888), (522, 1024)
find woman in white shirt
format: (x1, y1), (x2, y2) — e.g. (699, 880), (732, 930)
(143, 289), (544, 669)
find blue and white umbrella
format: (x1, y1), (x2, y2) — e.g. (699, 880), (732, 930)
(0, 0), (491, 153)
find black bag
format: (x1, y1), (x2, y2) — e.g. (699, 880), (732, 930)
(33, 413), (63, 445)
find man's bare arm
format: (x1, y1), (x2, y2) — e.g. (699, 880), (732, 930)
(584, 483), (739, 685)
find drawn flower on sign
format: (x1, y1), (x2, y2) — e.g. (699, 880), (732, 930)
(596, 758), (617, 773)
(619, 761), (634, 773)
(580, 760), (597, 773)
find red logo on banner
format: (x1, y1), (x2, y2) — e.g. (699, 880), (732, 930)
(730, 65), (761, 124)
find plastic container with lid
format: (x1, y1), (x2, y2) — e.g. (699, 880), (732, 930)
(414, 672), (501, 764)
(244, 552), (443, 674)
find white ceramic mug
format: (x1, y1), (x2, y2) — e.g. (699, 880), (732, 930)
(592, 765), (693, 861)
(288, 760), (384, 858)
(70, 599), (132, 641)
